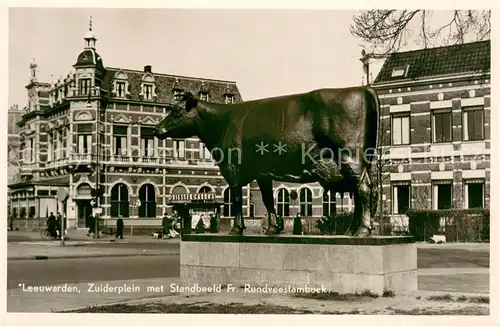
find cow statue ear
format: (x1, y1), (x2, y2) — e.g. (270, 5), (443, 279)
(183, 92), (198, 112)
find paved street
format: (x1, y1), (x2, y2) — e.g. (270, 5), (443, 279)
(7, 255), (180, 290)
(6, 239), (490, 312)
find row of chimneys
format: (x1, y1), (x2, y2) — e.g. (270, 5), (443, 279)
(9, 104), (20, 111)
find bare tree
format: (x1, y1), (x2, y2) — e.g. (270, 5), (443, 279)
(351, 10), (491, 56)
(370, 113), (391, 221)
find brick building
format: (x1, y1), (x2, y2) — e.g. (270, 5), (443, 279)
(8, 22), (244, 229)
(372, 40), (490, 220)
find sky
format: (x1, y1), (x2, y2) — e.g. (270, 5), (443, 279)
(8, 8), (388, 108)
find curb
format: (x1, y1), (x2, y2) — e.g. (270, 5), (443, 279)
(8, 252), (180, 261)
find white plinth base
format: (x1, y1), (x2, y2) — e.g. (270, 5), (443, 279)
(180, 234), (417, 295)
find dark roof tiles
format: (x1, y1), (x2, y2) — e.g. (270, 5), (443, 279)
(103, 68), (242, 103)
(374, 40), (490, 83)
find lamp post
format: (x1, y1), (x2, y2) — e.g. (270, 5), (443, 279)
(87, 86), (106, 239)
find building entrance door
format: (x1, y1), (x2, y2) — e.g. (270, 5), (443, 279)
(77, 200), (92, 228)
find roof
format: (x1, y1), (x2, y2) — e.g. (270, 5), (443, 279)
(374, 40), (490, 84)
(101, 67), (243, 103)
(74, 49), (105, 71)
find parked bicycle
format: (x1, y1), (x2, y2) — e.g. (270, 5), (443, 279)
(40, 227), (56, 241)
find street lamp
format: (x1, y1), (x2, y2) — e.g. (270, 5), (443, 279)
(87, 86), (107, 238)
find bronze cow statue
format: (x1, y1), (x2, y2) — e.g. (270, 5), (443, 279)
(155, 87), (380, 237)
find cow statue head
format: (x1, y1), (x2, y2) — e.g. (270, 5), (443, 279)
(154, 92), (199, 140)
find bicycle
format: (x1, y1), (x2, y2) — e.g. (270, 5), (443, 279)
(40, 227), (53, 241)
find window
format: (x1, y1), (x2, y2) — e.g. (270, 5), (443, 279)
(140, 127), (155, 157)
(276, 188), (290, 217)
(144, 84), (153, 100)
(113, 125), (128, 156)
(111, 183), (129, 217)
(224, 95), (234, 104)
(76, 124), (93, 155)
(173, 90), (183, 101)
(29, 138), (34, 162)
(433, 110), (452, 143)
(465, 180), (484, 209)
(199, 142), (211, 160)
(199, 186), (212, 193)
(79, 78), (91, 95)
(116, 81), (126, 98)
(62, 128), (68, 158)
(463, 107), (484, 141)
(48, 134), (53, 161)
(299, 188), (313, 216)
(199, 93), (209, 101)
(391, 65), (409, 78)
(393, 183), (411, 214)
(433, 182), (452, 210)
(322, 190), (336, 217)
(139, 184), (156, 218)
(392, 114), (410, 145)
(28, 206), (36, 218)
(223, 188), (236, 217)
(77, 134), (92, 154)
(172, 140), (185, 159)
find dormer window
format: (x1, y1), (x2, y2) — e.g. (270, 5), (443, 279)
(139, 73), (157, 101)
(391, 65), (409, 78)
(116, 81), (126, 97)
(199, 92), (209, 102)
(144, 84), (153, 100)
(224, 95), (234, 104)
(173, 89), (184, 101)
(112, 71), (131, 98)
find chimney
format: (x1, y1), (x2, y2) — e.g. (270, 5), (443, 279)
(144, 65), (152, 73)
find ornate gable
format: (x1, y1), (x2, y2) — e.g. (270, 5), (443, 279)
(140, 115), (157, 125)
(112, 113), (131, 124)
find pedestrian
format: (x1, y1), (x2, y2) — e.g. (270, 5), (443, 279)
(47, 212), (57, 239)
(87, 214), (95, 237)
(162, 213), (170, 239)
(116, 215), (124, 239)
(169, 216), (179, 238)
(56, 213), (62, 239)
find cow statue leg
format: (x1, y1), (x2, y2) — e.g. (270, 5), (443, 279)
(257, 179), (279, 235)
(338, 153), (372, 237)
(228, 185), (246, 236)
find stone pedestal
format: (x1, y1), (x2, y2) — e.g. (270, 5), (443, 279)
(180, 234), (417, 295)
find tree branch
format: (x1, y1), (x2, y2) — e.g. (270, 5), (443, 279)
(351, 10), (491, 54)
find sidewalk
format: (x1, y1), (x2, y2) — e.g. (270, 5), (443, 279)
(6, 275), (490, 314)
(7, 240), (180, 260)
(8, 229), (159, 243)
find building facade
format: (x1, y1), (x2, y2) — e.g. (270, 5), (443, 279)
(8, 23), (245, 228)
(372, 40), (490, 219)
(8, 25), (490, 228)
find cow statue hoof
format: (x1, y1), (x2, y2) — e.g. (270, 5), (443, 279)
(228, 226), (244, 236)
(264, 225), (279, 235)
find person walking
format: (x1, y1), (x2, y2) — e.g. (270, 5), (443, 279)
(162, 213), (170, 239)
(116, 215), (124, 239)
(87, 214), (95, 237)
(47, 212), (57, 239)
